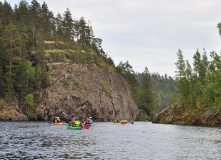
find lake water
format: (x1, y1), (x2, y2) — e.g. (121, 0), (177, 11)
(0, 121), (220, 160)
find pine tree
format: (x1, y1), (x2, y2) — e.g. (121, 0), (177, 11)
(4, 22), (18, 72)
(30, 0), (41, 47)
(62, 8), (74, 46)
(78, 17), (87, 48)
(2, 1), (12, 29)
(138, 67), (156, 119)
(40, 2), (54, 43)
(55, 13), (63, 44)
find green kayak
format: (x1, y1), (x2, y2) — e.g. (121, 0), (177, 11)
(67, 125), (82, 130)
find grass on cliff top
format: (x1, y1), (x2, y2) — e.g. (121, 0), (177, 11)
(44, 45), (115, 71)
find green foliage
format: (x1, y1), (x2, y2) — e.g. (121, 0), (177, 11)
(116, 61), (158, 119)
(101, 81), (110, 96)
(118, 92), (123, 99)
(72, 79), (80, 90)
(174, 48), (221, 113)
(62, 78), (70, 87)
(136, 67), (156, 119)
(25, 94), (37, 120)
(139, 109), (152, 121)
(25, 94), (34, 107)
(116, 61), (140, 101)
(45, 70), (52, 87)
(73, 80), (80, 86)
(68, 51), (94, 64)
(0, 0), (169, 121)
(0, 99), (4, 110)
(136, 72), (177, 112)
(49, 52), (66, 62)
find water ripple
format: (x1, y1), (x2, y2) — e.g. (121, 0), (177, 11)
(0, 122), (220, 159)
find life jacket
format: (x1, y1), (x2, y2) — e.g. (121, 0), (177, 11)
(74, 120), (81, 126)
(70, 120), (75, 126)
(86, 120), (90, 124)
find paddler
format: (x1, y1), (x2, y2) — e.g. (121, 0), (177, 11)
(70, 117), (83, 127)
(57, 117), (61, 123)
(69, 117), (76, 126)
(85, 117), (90, 124)
(89, 117), (93, 124)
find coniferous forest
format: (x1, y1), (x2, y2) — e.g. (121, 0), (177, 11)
(174, 48), (221, 114)
(0, 0), (176, 120)
(0, 0), (115, 119)
(136, 73), (177, 112)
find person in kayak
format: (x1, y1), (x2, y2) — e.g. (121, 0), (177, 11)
(85, 117), (90, 124)
(114, 118), (120, 123)
(70, 117), (83, 127)
(57, 117), (61, 123)
(54, 116), (61, 123)
(89, 117), (93, 124)
(121, 119), (128, 123)
(69, 117), (76, 126)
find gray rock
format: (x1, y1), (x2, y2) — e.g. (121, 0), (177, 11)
(36, 63), (140, 121)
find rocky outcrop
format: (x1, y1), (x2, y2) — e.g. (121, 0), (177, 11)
(36, 62), (139, 121)
(0, 102), (28, 121)
(152, 106), (171, 123)
(152, 105), (221, 126)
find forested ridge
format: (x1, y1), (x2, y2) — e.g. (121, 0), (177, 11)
(0, 0), (165, 120)
(153, 25), (221, 126)
(0, 0), (115, 119)
(175, 48), (221, 114)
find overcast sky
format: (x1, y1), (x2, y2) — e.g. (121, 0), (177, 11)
(6, 0), (221, 77)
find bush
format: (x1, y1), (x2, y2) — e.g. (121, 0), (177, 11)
(101, 81), (110, 96)
(0, 99), (4, 110)
(62, 78), (70, 87)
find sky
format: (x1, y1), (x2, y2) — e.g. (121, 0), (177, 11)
(5, 0), (221, 77)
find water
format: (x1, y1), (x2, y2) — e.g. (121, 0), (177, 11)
(0, 122), (220, 160)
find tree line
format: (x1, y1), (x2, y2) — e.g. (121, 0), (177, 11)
(175, 47), (221, 113)
(136, 73), (177, 112)
(0, 0), (172, 120)
(0, 0), (109, 119)
(116, 61), (156, 119)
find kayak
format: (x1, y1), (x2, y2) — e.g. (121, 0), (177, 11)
(84, 123), (93, 126)
(67, 125), (82, 130)
(53, 123), (63, 125)
(121, 122), (128, 124)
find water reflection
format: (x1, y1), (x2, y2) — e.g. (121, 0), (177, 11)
(0, 122), (220, 159)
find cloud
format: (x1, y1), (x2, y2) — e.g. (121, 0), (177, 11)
(7, 0), (221, 77)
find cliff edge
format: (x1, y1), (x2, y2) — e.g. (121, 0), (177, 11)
(36, 62), (139, 121)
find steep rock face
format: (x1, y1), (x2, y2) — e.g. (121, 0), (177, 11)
(36, 62), (139, 121)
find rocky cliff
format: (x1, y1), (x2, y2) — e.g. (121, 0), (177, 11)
(0, 48), (142, 121)
(36, 62), (139, 121)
